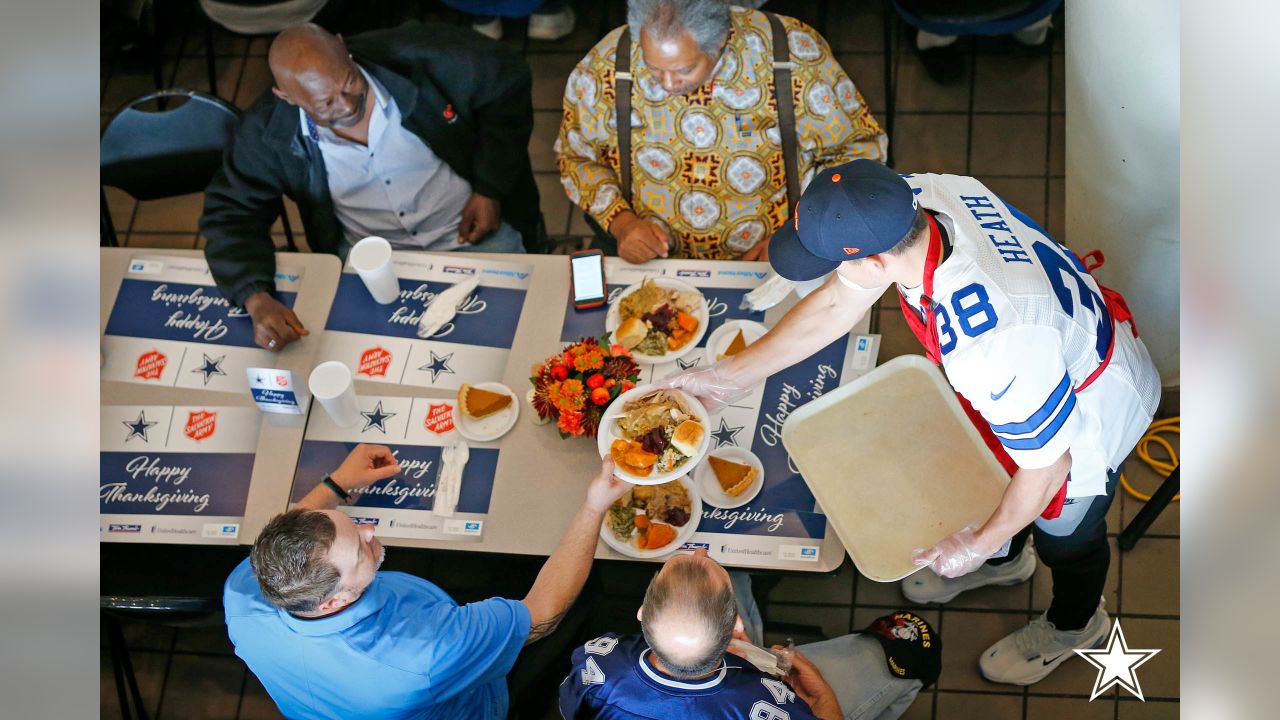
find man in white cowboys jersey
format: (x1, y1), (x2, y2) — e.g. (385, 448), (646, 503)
(560, 548), (937, 719)
(664, 159), (1160, 685)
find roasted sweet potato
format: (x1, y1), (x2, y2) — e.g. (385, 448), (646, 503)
(643, 522), (677, 549)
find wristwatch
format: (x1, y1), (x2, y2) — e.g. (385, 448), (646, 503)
(321, 474), (351, 503)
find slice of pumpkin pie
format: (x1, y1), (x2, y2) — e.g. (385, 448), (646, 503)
(457, 384), (512, 419)
(708, 455), (756, 497)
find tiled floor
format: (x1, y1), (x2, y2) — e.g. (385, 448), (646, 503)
(100, 2), (1178, 718)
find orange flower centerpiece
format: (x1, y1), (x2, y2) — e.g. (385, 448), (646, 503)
(530, 336), (640, 438)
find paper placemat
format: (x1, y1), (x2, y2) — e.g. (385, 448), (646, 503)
(291, 394), (501, 542)
(101, 404), (262, 544)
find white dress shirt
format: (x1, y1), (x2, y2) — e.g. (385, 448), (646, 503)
(302, 66), (473, 251)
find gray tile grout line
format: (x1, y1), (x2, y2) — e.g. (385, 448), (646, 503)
(935, 688), (1179, 702)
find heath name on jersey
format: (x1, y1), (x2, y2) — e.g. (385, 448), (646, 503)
(559, 633), (820, 720)
(897, 173), (1160, 498)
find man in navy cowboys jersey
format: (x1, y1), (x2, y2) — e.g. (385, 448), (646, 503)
(666, 159), (1159, 686)
(560, 549), (937, 719)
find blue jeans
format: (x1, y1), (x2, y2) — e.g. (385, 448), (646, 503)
(730, 571), (923, 720)
(437, 222), (526, 254)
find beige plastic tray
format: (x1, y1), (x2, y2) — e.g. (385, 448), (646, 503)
(781, 356), (1009, 582)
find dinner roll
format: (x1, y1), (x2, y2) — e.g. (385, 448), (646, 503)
(616, 316), (648, 349)
(669, 419), (704, 456)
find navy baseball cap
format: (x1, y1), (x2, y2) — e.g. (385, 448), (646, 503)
(769, 160), (917, 281)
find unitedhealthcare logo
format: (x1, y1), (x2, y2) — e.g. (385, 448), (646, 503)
(351, 517), (380, 526)
(482, 268), (530, 280)
(129, 263), (146, 272)
(800, 547), (817, 557)
(676, 269), (712, 278)
(108, 524), (142, 533)
(274, 272), (301, 282)
(465, 521), (481, 530)
(717, 270), (769, 279)
(443, 265), (477, 275)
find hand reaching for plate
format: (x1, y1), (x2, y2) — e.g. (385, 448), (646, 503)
(584, 458), (631, 513)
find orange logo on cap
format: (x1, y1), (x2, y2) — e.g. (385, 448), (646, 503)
(843, 247), (860, 255)
(831, 173), (842, 182)
(793, 201), (801, 230)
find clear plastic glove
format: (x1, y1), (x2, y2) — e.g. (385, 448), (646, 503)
(911, 526), (994, 579)
(658, 360), (751, 413)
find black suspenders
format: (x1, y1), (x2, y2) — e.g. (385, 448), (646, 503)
(612, 13), (801, 215)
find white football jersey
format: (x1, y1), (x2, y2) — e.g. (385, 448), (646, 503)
(897, 173), (1160, 498)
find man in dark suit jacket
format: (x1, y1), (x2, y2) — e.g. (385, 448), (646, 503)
(200, 22), (541, 352)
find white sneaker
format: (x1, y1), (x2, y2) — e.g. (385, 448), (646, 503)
(472, 17), (503, 41)
(901, 544), (1037, 604)
(979, 603), (1109, 685)
(528, 7), (575, 40)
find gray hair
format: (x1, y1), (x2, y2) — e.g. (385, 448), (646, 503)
(250, 509), (343, 613)
(627, 0), (732, 57)
(640, 558), (737, 679)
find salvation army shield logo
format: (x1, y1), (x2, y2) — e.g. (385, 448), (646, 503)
(424, 403), (455, 434)
(134, 350), (168, 381)
(358, 347), (392, 378)
(184, 410), (217, 441)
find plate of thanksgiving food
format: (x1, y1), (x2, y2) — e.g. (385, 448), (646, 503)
(601, 475), (703, 558)
(452, 382), (518, 441)
(597, 385), (710, 484)
(693, 447), (765, 509)
(606, 278), (709, 364)
(703, 319), (768, 366)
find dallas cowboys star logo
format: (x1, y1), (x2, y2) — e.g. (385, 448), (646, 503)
(123, 410), (158, 443)
(419, 351), (455, 382)
(1075, 620), (1161, 701)
(190, 353), (227, 385)
(711, 417), (743, 447)
(676, 357), (701, 370)
(360, 401), (397, 433)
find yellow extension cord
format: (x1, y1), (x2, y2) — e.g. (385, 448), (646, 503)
(1119, 416), (1180, 502)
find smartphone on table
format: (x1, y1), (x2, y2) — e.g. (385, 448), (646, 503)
(569, 249), (607, 311)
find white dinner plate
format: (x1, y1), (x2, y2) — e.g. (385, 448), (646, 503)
(599, 474), (703, 559)
(604, 278), (710, 365)
(596, 384), (711, 485)
(693, 446), (765, 509)
(703, 319), (770, 366)
(452, 382), (519, 442)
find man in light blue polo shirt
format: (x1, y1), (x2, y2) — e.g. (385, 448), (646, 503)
(224, 444), (628, 719)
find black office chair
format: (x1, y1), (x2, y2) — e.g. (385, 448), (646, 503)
(102, 595), (224, 720)
(100, 88), (297, 249)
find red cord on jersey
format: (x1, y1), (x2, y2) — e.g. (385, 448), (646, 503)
(896, 224), (1144, 520)
(898, 213), (1066, 518)
(896, 212), (945, 364)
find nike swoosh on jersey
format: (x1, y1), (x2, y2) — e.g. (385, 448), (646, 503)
(990, 377), (1016, 401)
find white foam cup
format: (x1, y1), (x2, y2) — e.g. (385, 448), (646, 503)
(308, 361), (361, 427)
(349, 236), (400, 304)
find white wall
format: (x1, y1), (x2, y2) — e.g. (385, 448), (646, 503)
(1065, 1), (1179, 384)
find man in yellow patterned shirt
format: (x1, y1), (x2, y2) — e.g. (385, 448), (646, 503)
(557, 0), (887, 263)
